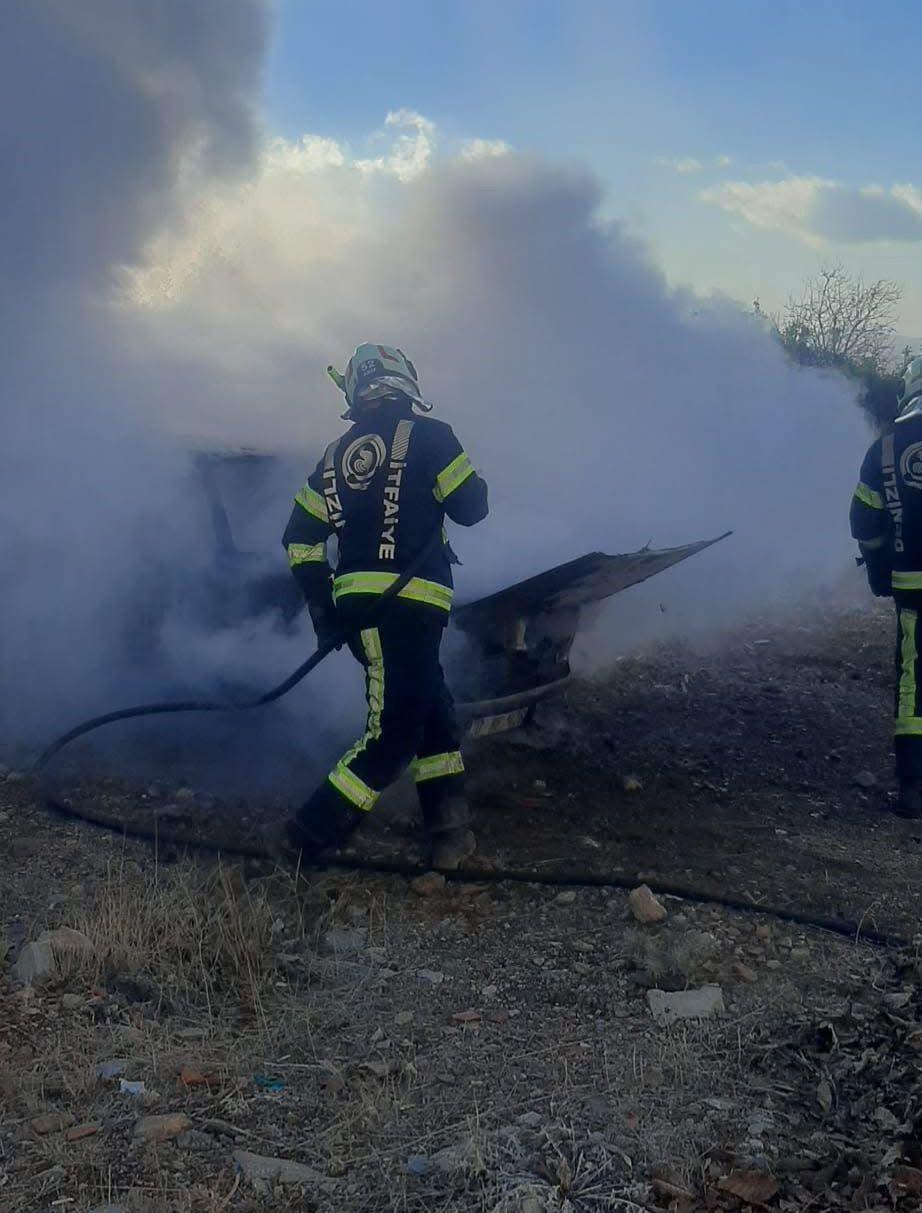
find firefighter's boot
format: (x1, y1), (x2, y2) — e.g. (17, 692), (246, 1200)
(267, 786), (362, 866)
(424, 795), (476, 870)
(896, 776), (922, 819)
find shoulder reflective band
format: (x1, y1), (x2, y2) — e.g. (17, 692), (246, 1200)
(892, 572), (922, 590)
(287, 542), (327, 567)
(434, 452), (475, 503)
(295, 485), (330, 522)
(412, 751), (465, 782)
(853, 482), (884, 510)
(333, 572), (453, 612)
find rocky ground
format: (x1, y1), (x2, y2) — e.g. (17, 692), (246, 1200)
(4, 603), (922, 1212)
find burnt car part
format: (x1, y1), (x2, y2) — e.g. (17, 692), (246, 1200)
(453, 533), (732, 735)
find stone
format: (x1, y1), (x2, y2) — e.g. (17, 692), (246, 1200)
(395, 1011), (414, 1026)
(416, 968), (445, 985)
(411, 871), (446, 897)
(406, 1154), (432, 1175)
(790, 947), (810, 961)
(15, 927), (94, 984)
(5, 770), (27, 784)
(518, 1199), (546, 1213)
(134, 1113), (193, 1142)
(646, 985), (726, 1026)
(176, 1129), (218, 1151)
(430, 1144), (468, 1172)
(96, 1059), (130, 1079)
(621, 774), (644, 792)
(61, 993), (84, 1011)
(766, 959), (782, 971)
(629, 884), (668, 925)
(233, 1148), (333, 1189)
(65, 1122), (101, 1142)
(885, 990), (913, 1011)
(176, 786), (197, 802)
(31, 1111), (75, 1135)
(555, 890), (577, 905)
(733, 962), (758, 984)
(321, 928), (367, 956)
(517, 1111), (543, 1128)
(14, 940), (55, 984)
(89, 1206), (127, 1213)
(853, 770), (878, 789)
(201, 1118), (241, 1137)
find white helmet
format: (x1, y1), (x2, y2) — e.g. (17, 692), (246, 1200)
(899, 355), (922, 415)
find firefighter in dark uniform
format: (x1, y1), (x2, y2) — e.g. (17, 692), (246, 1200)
(851, 355), (922, 817)
(279, 344), (489, 867)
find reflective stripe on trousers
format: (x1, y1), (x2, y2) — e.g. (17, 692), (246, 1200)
(896, 607), (922, 736)
(893, 572), (922, 590)
(328, 628), (384, 811)
(412, 751), (465, 782)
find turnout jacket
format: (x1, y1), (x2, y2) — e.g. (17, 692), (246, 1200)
(850, 399), (922, 601)
(282, 401), (488, 620)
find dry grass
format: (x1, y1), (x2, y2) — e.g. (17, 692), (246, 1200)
(74, 858), (306, 1027)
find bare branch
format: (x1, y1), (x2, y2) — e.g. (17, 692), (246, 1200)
(779, 264), (902, 370)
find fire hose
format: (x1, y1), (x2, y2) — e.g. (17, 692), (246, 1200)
(31, 535), (912, 953)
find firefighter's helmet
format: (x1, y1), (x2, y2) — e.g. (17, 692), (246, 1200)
(327, 343), (433, 418)
(899, 356), (922, 412)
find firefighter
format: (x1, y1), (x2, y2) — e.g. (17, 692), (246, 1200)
(850, 355), (922, 817)
(278, 344), (489, 867)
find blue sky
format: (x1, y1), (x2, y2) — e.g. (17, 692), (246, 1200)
(265, 0), (922, 336)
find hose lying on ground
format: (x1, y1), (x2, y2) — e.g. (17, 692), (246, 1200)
(38, 784), (911, 951)
(34, 530), (445, 773)
(30, 530), (914, 954)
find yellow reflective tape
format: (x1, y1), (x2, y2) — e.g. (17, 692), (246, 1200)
(896, 718), (922, 735)
(898, 609), (919, 727)
(859, 535), (886, 551)
(412, 751), (465, 783)
(361, 626), (383, 663)
(434, 453), (475, 503)
(334, 628), (385, 806)
(295, 485), (330, 523)
(287, 542), (327, 567)
(328, 764), (378, 811)
(853, 482), (884, 510)
(333, 573), (453, 611)
(893, 573), (922, 590)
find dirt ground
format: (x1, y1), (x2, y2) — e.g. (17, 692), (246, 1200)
(4, 602), (922, 1213)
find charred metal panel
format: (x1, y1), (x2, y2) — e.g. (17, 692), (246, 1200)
(453, 533), (731, 642)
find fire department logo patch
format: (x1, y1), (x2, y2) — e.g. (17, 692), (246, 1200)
(342, 434), (386, 491)
(900, 442), (922, 490)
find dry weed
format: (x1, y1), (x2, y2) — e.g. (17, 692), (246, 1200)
(75, 858), (294, 1023)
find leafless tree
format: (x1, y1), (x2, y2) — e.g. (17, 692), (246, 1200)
(779, 264), (902, 369)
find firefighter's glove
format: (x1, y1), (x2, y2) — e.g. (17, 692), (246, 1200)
(309, 602), (343, 651)
(863, 551), (893, 598)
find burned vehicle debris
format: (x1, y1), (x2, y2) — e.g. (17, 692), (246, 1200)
(159, 450), (729, 734)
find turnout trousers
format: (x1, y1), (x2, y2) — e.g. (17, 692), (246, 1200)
(895, 603), (922, 780)
(293, 608), (467, 852)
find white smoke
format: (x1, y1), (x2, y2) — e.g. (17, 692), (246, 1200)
(127, 129), (870, 608)
(0, 0), (270, 752)
(0, 8), (873, 776)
